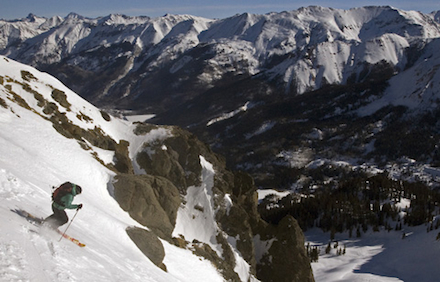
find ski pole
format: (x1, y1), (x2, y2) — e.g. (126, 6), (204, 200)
(59, 208), (79, 242)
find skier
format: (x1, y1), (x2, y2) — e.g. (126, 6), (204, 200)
(44, 182), (83, 229)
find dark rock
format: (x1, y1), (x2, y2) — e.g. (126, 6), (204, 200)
(113, 173), (181, 239)
(126, 226), (167, 271)
(256, 215), (314, 282)
(112, 123), (314, 281)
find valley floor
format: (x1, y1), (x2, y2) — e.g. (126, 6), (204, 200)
(305, 224), (440, 282)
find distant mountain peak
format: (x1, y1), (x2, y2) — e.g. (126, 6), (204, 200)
(1, 5), (440, 111)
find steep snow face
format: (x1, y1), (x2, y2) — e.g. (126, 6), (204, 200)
(147, 17), (213, 69)
(0, 56), (227, 281)
(173, 156), (219, 253)
(260, 7), (440, 93)
(172, 156), (257, 282)
(357, 38), (440, 116)
(199, 6), (440, 94)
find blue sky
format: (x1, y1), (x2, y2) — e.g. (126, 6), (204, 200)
(1, 0), (440, 20)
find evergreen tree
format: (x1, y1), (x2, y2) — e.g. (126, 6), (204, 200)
(310, 247), (319, 262)
(325, 242), (331, 254)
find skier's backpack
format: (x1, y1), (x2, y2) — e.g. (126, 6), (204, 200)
(52, 182), (73, 204)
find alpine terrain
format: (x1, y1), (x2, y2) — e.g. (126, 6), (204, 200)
(1, 4), (440, 282)
(0, 56), (313, 281)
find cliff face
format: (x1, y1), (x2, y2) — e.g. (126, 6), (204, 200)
(112, 123), (314, 281)
(255, 215), (314, 282)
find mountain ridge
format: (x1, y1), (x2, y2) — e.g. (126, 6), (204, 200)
(3, 5), (440, 188)
(2, 6), (440, 111)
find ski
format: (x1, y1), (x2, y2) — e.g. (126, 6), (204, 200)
(12, 208), (44, 224)
(12, 208), (86, 247)
(57, 230), (86, 247)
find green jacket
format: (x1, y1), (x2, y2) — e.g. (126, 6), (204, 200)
(52, 185), (81, 210)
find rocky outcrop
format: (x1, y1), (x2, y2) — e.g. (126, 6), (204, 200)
(256, 216), (314, 282)
(112, 122), (314, 281)
(133, 124), (211, 192)
(113, 174), (181, 239)
(126, 227), (167, 271)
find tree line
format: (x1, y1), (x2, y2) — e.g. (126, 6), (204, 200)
(258, 172), (440, 238)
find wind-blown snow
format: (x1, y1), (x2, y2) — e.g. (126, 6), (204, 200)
(245, 121), (276, 139)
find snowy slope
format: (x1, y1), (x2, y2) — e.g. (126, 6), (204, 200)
(0, 55), (226, 281)
(306, 223), (440, 282)
(258, 171), (440, 281)
(358, 37), (440, 116)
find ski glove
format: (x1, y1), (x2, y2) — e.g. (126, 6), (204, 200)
(77, 204), (83, 210)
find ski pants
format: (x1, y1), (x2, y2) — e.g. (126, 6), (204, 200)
(45, 205), (68, 228)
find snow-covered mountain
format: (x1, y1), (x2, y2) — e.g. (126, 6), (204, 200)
(1, 56), (439, 282)
(1, 6), (439, 112)
(2, 7), (440, 184)
(2, 4), (440, 280)
(0, 56), (316, 281)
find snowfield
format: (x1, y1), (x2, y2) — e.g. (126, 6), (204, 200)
(306, 223), (440, 282)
